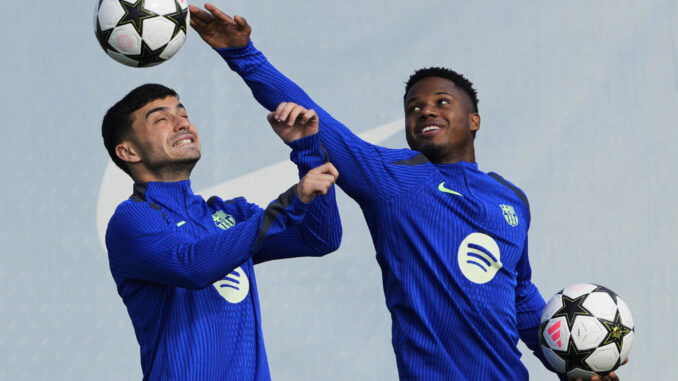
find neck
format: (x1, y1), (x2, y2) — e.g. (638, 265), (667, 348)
(426, 145), (476, 164)
(132, 162), (195, 183)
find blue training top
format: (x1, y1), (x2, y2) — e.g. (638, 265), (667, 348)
(219, 41), (554, 380)
(106, 134), (342, 380)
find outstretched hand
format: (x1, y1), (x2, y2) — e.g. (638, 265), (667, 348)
(267, 102), (319, 142)
(189, 3), (251, 49)
(296, 163), (339, 203)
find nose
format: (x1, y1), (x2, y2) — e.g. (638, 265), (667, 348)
(419, 103), (438, 119)
(174, 114), (190, 131)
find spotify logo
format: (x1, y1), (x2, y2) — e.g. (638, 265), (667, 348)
(457, 232), (502, 284)
(213, 267), (249, 304)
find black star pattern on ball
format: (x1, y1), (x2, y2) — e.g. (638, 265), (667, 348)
(95, 20), (114, 52)
(166, 1), (189, 38)
(563, 337), (595, 373)
(118, 0), (156, 34)
(552, 294), (591, 327)
(601, 310), (632, 353)
(125, 40), (167, 67)
(592, 285), (619, 303)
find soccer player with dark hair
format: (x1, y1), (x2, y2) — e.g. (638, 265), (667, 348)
(188, 4), (625, 381)
(102, 83), (342, 380)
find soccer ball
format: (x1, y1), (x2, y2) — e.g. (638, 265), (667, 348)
(539, 283), (634, 379)
(94, 0), (190, 67)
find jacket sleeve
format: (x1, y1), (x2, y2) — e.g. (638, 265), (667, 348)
(217, 41), (408, 204)
(253, 133), (342, 263)
(106, 194), (310, 289)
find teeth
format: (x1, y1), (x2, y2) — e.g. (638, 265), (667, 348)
(421, 126), (440, 133)
(173, 138), (192, 147)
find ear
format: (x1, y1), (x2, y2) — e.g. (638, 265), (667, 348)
(115, 141), (142, 164)
(469, 113), (481, 133)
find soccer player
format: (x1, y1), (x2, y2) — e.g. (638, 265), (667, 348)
(189, 4), (625, 381)
(102, 84), (341, 380)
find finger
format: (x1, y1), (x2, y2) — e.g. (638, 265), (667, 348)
(287, 106), (304, 126)
(608, 371), (619, 381)
(321, 162), (339, 180)
(278, 102), (298, 123)
(267, 112), (276, 124)
(204, 3), (235, 23)
(189, 5), (216, 23)
(189, 16), (209, 32)
(300, 109), (317, 125)
(307, 162), (334, 175)
(300, 174), (335, 192)
(274, 102), (288, 121)
(233, 14), (249, 29)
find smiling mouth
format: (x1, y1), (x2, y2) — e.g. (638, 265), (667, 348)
(418, 124), (441, 136)
(172, 137), (194, 147)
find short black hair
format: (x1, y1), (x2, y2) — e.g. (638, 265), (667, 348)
(404, 67), (479, 113)
(101, 84), (178, 175)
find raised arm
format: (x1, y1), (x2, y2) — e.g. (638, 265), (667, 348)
(254, 102), (342, 263)
(190, 4), (415, 203)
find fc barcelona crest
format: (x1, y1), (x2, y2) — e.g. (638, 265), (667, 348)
(499, 204), (519, 227)
(212, 210), (236, 230)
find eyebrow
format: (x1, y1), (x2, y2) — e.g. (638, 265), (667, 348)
(405, 91), (455, 105)
(144, 103), (186, 120)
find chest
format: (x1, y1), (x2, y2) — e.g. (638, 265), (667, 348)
(375, 170), (529, 275)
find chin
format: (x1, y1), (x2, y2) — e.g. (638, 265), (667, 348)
(408, 140), (446, 162)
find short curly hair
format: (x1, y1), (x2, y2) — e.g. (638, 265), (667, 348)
(404, 67), (479, 113)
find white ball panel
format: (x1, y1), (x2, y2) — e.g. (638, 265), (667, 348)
(121, 0), (136, 3)
(97, 0), (125, 30)
(540, 293), (563, 323)
(177, 0), (188, 10)
(106, 49), (139, 67)
(542, 316), (570, 351)
(583, 292), (617, 321)
(142, 17), (175, 50)
(567, 368), (597, 379)
(571, 315), (606, 350)
(619, 330), (634, 363)
(160, 30), (186, 59)
(562, 283), (597, 299)
(108, 24), (142, 55)
(144, 0), (177, 15)
(541, 345), (566, 373)
(586, 342), (620, 372)
(616, 297), (634, 328)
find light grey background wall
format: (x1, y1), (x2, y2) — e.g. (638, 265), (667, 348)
(1, 1), (676, 379)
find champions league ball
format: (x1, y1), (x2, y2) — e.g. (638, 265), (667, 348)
(94, 0), (190, 67)
(539, 283), (634, 379)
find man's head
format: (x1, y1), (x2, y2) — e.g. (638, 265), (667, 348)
(403, 67), (480, 163)
(102, 84), (201, 182)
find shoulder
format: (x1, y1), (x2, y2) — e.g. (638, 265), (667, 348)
(386, 150), (432, 167)
(107, 198), (168, 236)
(485, 171), (530, 219)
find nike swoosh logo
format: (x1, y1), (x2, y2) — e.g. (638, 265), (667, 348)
(438, 182), (463, 197)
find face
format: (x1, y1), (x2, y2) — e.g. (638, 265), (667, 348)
(404, 77), (480, 163)
(122, 96), (201, 180)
